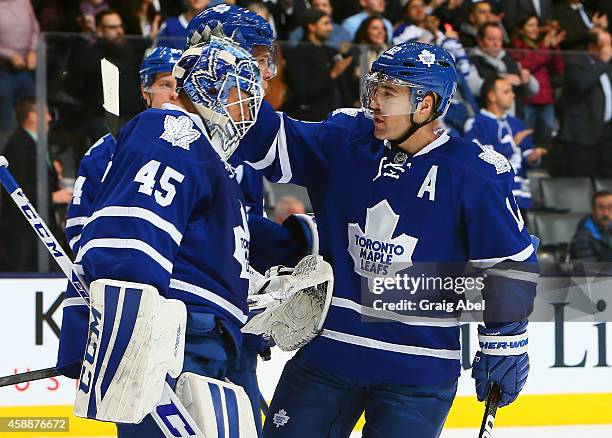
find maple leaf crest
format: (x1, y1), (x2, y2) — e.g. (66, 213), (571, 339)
(477, 143), (511, 174)
(160, 115), (201, 150)
(418, 49), (436, 67)
(347, 200), (418, 281)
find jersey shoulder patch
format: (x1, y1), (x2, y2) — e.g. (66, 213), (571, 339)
(440, 137), (512, 180)
(159, 114), (201, 150)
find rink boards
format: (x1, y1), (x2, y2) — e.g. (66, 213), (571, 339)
(0, 277), (611, 435)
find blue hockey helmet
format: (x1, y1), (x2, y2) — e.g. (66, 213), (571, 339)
(173, 36), (263, 161)
(362, 42), (457, 120)
(139, 46), (183, 88)
(185, 5), (277, 77)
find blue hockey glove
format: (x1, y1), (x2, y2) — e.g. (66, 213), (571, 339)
(471, 321), (529, 407)
(282, 214), (319, 256)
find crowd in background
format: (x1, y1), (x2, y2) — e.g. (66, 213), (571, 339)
(1, 0), (612, 270)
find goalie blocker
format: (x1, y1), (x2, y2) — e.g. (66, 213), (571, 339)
(75, 279), (257, 437)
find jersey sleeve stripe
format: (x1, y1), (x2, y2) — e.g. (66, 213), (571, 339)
(320, 329), (461, 360)
(76, 238), (173, 273)
(276, 116), (293, 183)
(169, 278), (248, 324)
(470, 243), (535, 268)
(244, 130), (278, 170)
(63, 296), (88, 308)
(332, 297), (459, 327)
(485, 268), (540, 284)
(66, 216), (88, 228)
(83, 206), (183, 245)
(69, 235), (81, 253)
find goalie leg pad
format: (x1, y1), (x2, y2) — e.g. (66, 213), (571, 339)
(74, 279), (186, 424)
(174, 372), (257, 438)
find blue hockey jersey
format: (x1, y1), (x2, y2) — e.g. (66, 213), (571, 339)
(464, 109), (536, 210)
(75, 104), (251, 352)
(235, 102), (538, 386)
(156, 15), (189, 50)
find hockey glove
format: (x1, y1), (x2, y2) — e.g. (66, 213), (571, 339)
(282, 214), (319, 256)
(471, 321), (529, 407)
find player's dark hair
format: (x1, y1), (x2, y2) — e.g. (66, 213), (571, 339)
(480, 76), (503, 105)
(593, 191), (612, 205)
(469, 0), (492, 16)
(353, 15), (387, 45)
(15, 97), (36, 126)
(477, 21), (501, 40)
(95, 9), (121, 28)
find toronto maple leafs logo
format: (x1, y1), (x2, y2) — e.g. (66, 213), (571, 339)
(331, 108), (362, 118)
(233, 202), (252, 280)
(418, 49), (436, 67)
(477, 143), (511, 174)
(160, 115), (201, 150)
(272, 409), (290, 427)
(347, 200), (418, 283)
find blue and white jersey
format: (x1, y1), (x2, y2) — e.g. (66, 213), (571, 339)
(235, 102), (538, 386)
(76, 104), (251, 348)
(156, 15), (189, 50)
(464, 109), (535, 210)
(66, 134), (116, 255)
(235, 164), (264, 217)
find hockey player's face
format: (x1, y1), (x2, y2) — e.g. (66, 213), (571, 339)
(142, 72), (178, 109)
(226, 87), (253, 123)
(370, 83), (413, 140)
(252, 46), (276, 92)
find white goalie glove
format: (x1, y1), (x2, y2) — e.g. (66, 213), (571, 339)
(242, 255), (333, 351)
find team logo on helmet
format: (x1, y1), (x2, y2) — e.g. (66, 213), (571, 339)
(417, 49), (436, 67)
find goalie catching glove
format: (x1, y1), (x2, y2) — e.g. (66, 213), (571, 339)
(242, 255), (333, 351)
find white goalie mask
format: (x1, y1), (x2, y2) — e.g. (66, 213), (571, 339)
(174, 36), (264, 161)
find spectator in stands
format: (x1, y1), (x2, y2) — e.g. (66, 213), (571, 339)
(502, 0), (554, 35)
(283, 9), (353, 121)
(121, 0), (162, 38)
(557, 30), (612, 177)
(62, 9), (148, 145)
(258, 0), (310, 41)
(464, 77), (547, 210)
(288, 0), (351, 50)
(274, 196), (305, 224)
(0, 98), (72, 272)
(156, 0), (209, 49)
(459, 0), (506, 48)
(431, 0), (469, 33)
(510, 15), (564, 145)
(570, 191), (612, 262)
(585, 0), (612, 20)
(341, 0), (393, 44)
(469, 22), (539, 118)
(77, 0), (108, 34)
(353, 15), (389, 70)
(555, 0), (608, 50)
(0, 0), (39, 135)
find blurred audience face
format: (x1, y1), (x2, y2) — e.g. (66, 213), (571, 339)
(22, 105), (52, 134)
(186, 0), (210, 12)
(487, 78), (515, 113)
(405, 0), (427, 26)
(97, 12), (124, 43)
(248, 2), (270, 21)
(470, 2), (492, 28)
(360, 0), (385, 15)
(593, 193), (612, 229)
(367, 18), (387, 45)
(141, 72), (178, 108)
(308, 15), (333, 41)
(312, 0), (333, 17)
(520, 16), (539, 41)
(274, 196), (306, 224)
(478, 25), (503, 57)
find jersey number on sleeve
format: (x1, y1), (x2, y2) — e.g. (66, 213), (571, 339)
(134, 160), (185, 207)
(72, 176), (86, 206)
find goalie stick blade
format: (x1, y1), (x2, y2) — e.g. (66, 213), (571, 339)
(0, 367), (59, 388)
(100, 58), (121, 141)
(478, 382), (501, 438)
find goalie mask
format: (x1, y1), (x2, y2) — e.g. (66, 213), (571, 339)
(173, 36), (264, 161)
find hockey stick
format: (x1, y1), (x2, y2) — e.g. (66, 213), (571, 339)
(0, 367), (59, 387)
(0, 157), (205, 438)
(478, 382), (501, 438)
